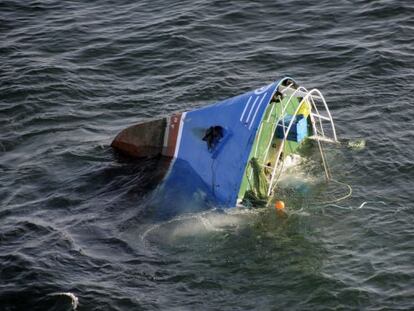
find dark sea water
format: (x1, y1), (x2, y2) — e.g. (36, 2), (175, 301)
(1, 0), (414, 310)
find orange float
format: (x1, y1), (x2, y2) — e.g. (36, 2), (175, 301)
(274, 200), (285, 210)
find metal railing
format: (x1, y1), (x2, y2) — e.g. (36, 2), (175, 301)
(245, 82), (338, 197)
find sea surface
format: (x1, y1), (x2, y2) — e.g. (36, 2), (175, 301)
(1, 0), (413, 310)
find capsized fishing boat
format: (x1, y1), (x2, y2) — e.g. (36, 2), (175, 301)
(112, 77), (338, 211)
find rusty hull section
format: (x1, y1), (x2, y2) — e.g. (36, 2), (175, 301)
(111, 118), (167, 158)
(111, 113), (182, 159)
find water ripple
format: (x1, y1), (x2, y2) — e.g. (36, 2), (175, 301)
(1, 0), (414, 310)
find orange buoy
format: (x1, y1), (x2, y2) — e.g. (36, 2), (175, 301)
(275, 200), (285, 210)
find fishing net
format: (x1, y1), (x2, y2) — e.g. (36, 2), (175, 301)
(242, 157), (269, 207)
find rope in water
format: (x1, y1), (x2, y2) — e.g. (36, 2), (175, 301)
(314, 178), (353, 205)
(273, 141), (353, 206)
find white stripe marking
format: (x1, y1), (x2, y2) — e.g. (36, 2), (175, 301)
(249, 93), (267, 130)
(163, 117), (170, 148)
(240, 96), (252, 122)
(173, 112), (187, 158)
(246, 96), (259, 123)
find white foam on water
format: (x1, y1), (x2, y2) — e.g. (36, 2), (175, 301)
(327, 200), (387, 210)
(140, 207), (262, 243)
(49, 292), (79, 310)
(278, 155), (321, 187)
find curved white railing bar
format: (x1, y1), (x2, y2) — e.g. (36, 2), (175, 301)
(255, 78), (296, 158)
(261, 86), (309, 164)
(309, 95), (326, 137)
(266, 88), (338, 196)
(267, 95), (308, 195)
(307, 101), (331, 182)
(264, 86), (310, 193)
(249, 79), (300, 180)
(306, 89), (337, 142)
